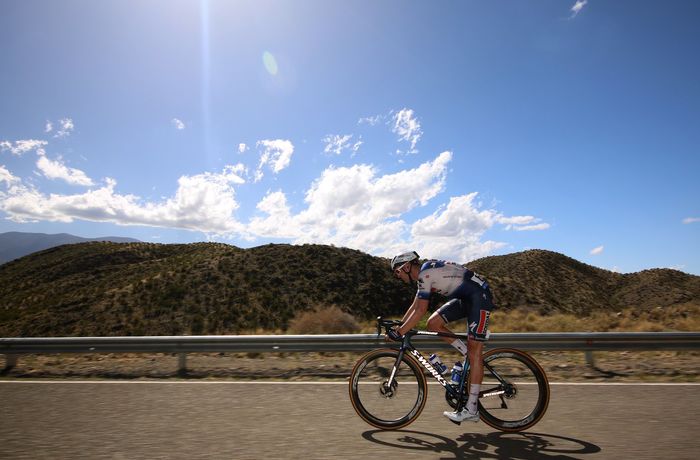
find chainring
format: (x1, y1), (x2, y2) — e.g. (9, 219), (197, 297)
(445, 383), (469, 409)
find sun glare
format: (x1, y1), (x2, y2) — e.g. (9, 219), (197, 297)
(263, 51), (279, 75)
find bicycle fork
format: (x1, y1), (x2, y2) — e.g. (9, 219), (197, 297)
(386, 347), (406, 388)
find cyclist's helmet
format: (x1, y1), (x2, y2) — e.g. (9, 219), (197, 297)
(390, 251), (420, 271)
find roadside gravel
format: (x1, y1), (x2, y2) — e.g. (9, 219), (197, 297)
(2, 350), (698, 382)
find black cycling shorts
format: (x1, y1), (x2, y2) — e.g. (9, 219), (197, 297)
(436, 286), (494, 342)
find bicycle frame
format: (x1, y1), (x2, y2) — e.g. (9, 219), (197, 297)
(355, 318), (551, 431)
(388, 329), (471, 410)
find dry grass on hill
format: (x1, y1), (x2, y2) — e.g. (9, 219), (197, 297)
(356, 304), (700, 334)
(489, 303), (700, 333)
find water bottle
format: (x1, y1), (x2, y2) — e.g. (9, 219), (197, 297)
(428, 353), (448, 374)
(451, 361), (464, 383)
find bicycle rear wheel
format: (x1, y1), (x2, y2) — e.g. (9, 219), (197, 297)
(349, 349), (428, 430)
(478, 348), (550, 432)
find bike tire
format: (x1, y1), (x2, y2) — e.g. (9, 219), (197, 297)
(477, 348), (550, 432)
(349, 348), (428, 430)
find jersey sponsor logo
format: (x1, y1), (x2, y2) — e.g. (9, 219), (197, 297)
(470, 272), (486, 287)
(476, 310), (490, 335)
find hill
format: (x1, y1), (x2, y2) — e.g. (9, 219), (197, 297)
(467, 250), (700, 314)
(0, 242), (413, 336)
(0, 244), (698, 337)
(0, 232), (140, 264)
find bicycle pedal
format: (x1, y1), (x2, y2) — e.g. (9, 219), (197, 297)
(449, 419), (461, 426)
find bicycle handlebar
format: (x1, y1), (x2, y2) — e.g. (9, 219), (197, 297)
(376, 316), (402, 337)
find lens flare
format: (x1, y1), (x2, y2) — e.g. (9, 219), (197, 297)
(263, 51), (278, 75)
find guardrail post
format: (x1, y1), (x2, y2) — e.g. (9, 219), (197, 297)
(585, 350), (596, 368)
(3, 354), (18, 372)
(584, 349), (623, 377)
(178, 353), (187, 376)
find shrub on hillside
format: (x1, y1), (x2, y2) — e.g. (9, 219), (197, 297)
(288, 305), (360, 334)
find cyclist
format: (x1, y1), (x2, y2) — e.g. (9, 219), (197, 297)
(387, 251), (495, 423)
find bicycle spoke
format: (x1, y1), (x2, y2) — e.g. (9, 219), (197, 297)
(349, 349), (427, 430)
(355, 356), (419, 420)
(477, 349), (550, 432)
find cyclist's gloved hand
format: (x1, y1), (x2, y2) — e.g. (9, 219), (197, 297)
(386, 328), (403, 342)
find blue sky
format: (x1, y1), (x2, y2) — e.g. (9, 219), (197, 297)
(1, 0), (698, 274)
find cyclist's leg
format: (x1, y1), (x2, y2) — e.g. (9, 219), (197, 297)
(465, 288), (495, 412)
(467, 338), (484, 384)
(429, 299), (468, 354)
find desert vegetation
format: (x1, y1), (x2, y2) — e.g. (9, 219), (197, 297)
(0, 243), (698, 337)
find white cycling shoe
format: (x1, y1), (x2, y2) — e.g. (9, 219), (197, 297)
(443, 408), (479, 423)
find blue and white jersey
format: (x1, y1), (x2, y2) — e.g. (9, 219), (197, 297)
(416, 260), (488, 300)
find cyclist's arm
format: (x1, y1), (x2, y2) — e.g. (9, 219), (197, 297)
(397, 296), (430, 336)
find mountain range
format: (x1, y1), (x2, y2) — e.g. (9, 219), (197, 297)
(0, 238), (698, 337)
(0, 232), (140, 265)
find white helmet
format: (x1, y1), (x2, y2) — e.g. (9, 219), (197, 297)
(390, 251), (420, 271)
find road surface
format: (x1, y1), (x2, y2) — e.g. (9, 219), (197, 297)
(1, 380), (698, 459)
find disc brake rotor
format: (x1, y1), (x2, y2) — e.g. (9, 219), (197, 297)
(379, 380), (398, 398)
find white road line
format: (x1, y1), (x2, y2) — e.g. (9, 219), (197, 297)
(0, 380), (698, 386)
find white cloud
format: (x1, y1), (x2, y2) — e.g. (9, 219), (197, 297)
(243, 150), (550, 262)
(392, 108), (423, 153)
(259, 151), (513, 259)
(590, 245), (604, 255)
(55, 118), (74, 138)
(255, 139), (294, 181)
(682, 217), (700, 224)
(498, 215), (550, 231)
(358, 114), (382, 126)
(513, 223), (551, 231)
(410, 193), (507, 261)
(0, 165), (247, 234)
(0, 142), (550, 264)
(412, 194), (496, 238)
(322, 134), (353, 155)
(171, 118), (185, 130)
(0, 139), (48, 156)
(408, 194), (549, 261)
(570, 0), (587, 18)
(248, 151), (452, 250)
(238, 143), (248, 154)
(41, 118), (74, 137)
(0, 165), (20, 186)
(247, 190), (298, 239)
(36, 152), (95, 186)
(351, 139), (363, 155)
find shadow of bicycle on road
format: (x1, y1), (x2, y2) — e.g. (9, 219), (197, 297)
(362, 430), (601, 459)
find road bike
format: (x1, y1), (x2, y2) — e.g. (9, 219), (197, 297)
(349, 318), (550, 432)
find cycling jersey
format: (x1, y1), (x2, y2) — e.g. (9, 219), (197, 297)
(416, 260), (494, 341)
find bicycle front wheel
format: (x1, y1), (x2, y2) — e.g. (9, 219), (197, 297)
(478, 348), (550, 432)
(349, 349), (428, 430)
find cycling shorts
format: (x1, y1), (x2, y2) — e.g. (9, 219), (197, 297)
(436, 284), (494, 342)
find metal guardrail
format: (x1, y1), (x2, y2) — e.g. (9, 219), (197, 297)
(2, 332), (700, 354)
(2, 332), (699, 373)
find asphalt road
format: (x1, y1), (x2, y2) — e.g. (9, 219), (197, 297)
(1, 381), (698, 459)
